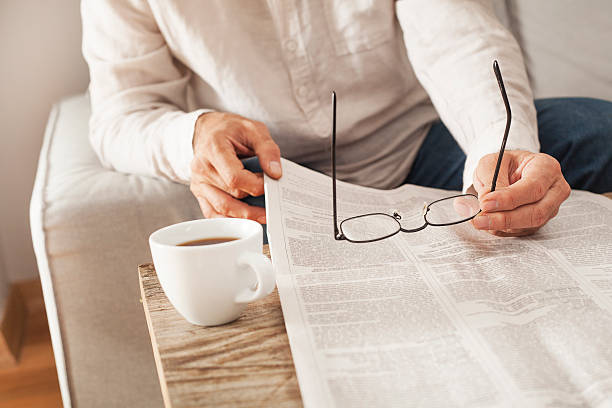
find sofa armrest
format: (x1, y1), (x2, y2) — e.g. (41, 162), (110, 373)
(30, 93), (200, 407)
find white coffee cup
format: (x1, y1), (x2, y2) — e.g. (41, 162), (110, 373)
(149, 218), (275, 326)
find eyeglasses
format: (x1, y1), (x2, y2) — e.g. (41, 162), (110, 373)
(332, 60), (512, 243)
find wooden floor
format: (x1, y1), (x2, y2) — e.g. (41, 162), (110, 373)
(0, 280), (62, 408)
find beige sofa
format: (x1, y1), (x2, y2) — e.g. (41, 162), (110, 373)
(31, 94), (199, 407)
(30, 1), (612, 407)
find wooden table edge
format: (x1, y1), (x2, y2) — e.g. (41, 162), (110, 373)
(139, 262), (173, 408)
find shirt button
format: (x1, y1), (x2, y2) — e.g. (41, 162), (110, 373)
(297, 86), (308, 98)
(286, 40), (297, 52)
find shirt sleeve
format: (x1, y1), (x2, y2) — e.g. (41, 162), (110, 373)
(395, 0), (539, 192)
(81, 0), (209, 184)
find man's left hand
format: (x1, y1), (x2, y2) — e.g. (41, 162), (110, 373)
(471, 150), (571, 237)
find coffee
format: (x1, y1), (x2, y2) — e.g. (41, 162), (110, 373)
(178, 237), (238, 246)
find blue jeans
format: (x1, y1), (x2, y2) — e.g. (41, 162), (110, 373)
(244, 97), (612, 243)
(405, 97), (612, 193)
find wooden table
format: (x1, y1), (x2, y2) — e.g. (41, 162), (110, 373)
(138, 245), (302, 408)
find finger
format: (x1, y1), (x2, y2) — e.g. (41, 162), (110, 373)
(208, 136), (265, 196)
(480, 157), (559, 212)
(191, 182), (226, 218)
(510, 153), (537, 184)
(480, 176), (553, 212)
(195, 196), (225, 219)
(472, 180), (568, 230)
(199, 183), (266, 223)
(452, 195), (481, 218)
(243, 121), (282, 179)
(192, 156), (249, 199)
(473, 172), (486, 195)
(473, 154), (512, 197)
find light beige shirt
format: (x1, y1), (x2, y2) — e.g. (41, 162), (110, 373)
(82, 0), (538, 191)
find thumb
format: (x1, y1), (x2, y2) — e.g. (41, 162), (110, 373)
(473, 154), (511, 199)
(250, 125), (282, 179)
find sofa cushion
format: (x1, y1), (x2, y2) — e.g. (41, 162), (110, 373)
(31, 93), (201, 407)
(508, 0), (612, 100)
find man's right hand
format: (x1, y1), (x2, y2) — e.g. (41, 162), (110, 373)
(190, 112), (282, 224)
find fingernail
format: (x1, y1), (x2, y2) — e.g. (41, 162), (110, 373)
(258, 216), (267, 224)
(474, 215), (490, 229)
(269, 161), (282, 178)
(482, 200), (498, 211)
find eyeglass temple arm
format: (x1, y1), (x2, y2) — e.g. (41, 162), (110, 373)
(331, 91), (342, 240)
(490, 60), (512, 193)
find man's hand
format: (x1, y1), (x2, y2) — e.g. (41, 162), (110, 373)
(471, 150), (570, 236)
(190, 112), (282, 224)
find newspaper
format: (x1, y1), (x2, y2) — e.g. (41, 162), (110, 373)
(264, 158), (612, 408)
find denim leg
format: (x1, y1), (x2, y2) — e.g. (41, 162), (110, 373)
(240, 156), (268, 244)
(405, 98), (612, 194)
(535, 98), (612, 193)
(404, 121), (465, 190)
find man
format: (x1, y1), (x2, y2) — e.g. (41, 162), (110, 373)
(82, 1), (611, 239)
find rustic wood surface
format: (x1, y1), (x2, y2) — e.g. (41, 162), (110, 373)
(138, 245), (302, 408)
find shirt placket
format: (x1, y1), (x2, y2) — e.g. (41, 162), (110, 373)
(270, 0), (329, 137)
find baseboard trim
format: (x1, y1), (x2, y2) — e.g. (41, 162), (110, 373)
(0, 284), (28, 367)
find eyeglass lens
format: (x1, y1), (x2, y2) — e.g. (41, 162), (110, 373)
(340, 213), (400, 242)
(425, 194), (480, 225)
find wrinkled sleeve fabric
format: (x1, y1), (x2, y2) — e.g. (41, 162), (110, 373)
(396, 0), (539, 191)
(82, 0), (208, 184)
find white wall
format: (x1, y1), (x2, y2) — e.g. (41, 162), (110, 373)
(0, 1), (89, 282)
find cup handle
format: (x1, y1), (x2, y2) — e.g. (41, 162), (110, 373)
(234, 252), (276, 304)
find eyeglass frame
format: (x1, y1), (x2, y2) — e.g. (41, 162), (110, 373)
(332, 60), (512, 243)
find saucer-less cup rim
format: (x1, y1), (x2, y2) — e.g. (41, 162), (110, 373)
(149, 218), (261, 249)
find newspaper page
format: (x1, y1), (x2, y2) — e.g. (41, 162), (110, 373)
(264, 158), (612, 408)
